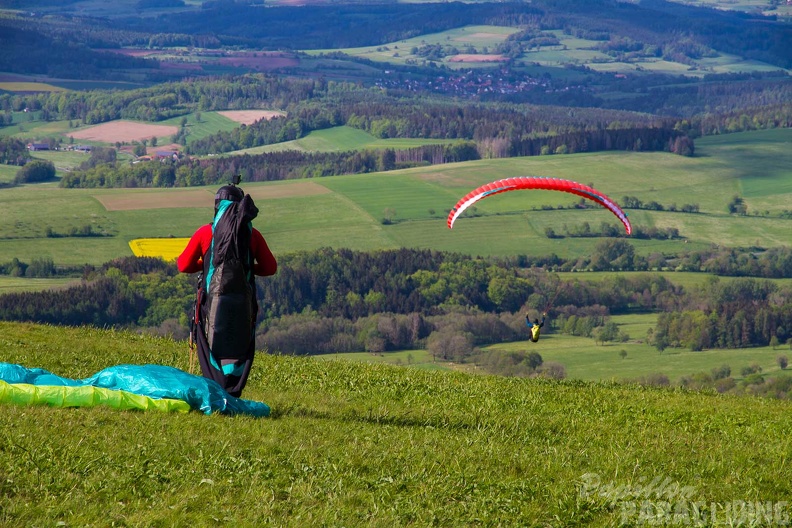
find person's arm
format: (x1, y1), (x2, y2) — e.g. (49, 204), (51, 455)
(525, 314), (533, 329)
(539, 313), (546, 328)
(251, 228), (277, 276)
(177, 225), (211, 273)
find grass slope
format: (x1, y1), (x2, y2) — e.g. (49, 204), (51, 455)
(317, 312), (792, 384)
(304, 22), (786, 76)
(225, 125), (459, 155)
(159, 111), (241, 145)
(0, 276), (78, 294)
(0, 321), (790, 526)
(304, 25), (520, 69)
(0, 163), (17, 183)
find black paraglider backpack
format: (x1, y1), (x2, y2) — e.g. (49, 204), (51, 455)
(197, 186), (259, 361)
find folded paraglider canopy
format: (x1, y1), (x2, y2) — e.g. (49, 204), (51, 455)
(0, 362), (270, 417)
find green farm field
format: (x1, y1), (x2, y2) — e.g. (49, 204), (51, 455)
(0, 276), (79, 294)
(0, 163), (17, 183)
(556, 270), (792, 290)
(159, 111), (241, 145)
(0, 112), (246, 148)
(225, 126), (459, 155)
(0, 82), (64, 92)
(482, 313), (792, 382)
(670, 0), (792, 16)
(304, 25), (520, 68)
(313, 312), (792, 385)
(0, 116), (55, 137)
(304, 23), (788, 76)
(1, 128), (791, 266)
(1, 321), (791, 526)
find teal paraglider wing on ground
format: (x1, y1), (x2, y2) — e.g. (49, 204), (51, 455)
(0, 363), (270, 417)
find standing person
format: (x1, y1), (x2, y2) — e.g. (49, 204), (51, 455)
(526, 312), (547, 343)
(177, 181), (277, 397)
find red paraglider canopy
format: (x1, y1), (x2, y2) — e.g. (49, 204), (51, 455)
(447, 176), (631, 235)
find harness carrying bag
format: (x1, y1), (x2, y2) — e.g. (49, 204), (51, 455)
(193, 193), (259, 397)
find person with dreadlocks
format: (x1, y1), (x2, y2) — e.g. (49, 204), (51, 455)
(526, 312), (547, 343)
(177, 180), (277, 397)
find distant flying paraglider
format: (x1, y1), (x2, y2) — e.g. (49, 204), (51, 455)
(447, 176), (632, 235)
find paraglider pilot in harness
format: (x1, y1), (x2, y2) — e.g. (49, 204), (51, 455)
(177, 177), (277, 397)
(526, 313), (547, 343)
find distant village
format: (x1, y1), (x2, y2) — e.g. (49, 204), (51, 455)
(376, 69), (561, 98)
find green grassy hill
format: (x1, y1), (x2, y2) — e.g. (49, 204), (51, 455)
(319, 311), (792, 387)
(224, 125), (460, 155)
(1, 321), (790, 526)
(304, 22), (787, 76)
(1, 128), (791, 266)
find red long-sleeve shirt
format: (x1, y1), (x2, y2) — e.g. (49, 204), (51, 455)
(177, 223), (277, 276)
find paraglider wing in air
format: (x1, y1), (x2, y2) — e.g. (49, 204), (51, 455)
(446, 176), (631, 235)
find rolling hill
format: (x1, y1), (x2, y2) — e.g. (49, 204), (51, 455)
(2, 128), (790, 267)
(1, 320), (790, 526)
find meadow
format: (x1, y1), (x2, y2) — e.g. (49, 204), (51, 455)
(224, 125), (460, 155)
(303, 23), (788, 76)
(0, 82), (64, 92)
(678, 0), (792, 16)
(0, 276), (78, 294)
(2, 128), (791, 268)
(0, 163), (16, 183)
(304, 25), (520, 69)
(0, 111), (256, 149)
(159, 111), (245, 145)
(1, 321), (790, 526)
(316, 312), (792, 385)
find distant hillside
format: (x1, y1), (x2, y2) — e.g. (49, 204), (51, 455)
(110, 0), (792, 71)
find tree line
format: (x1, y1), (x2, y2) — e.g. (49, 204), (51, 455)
(58, 143), (481, 189)
(184, 95), (673, 156)
(650, 278), (792, 351)
(0, 18), (155, 81)
(4, 245), (792, 356)
(0, 137), (29, 165)
(0, 74), (326, 125)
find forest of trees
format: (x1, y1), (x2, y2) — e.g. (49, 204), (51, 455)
(0, 75), (321, 124)
(4, 245), (792, 353)
(182, 96), (680, 156)
(3, 245), (792, 395)
(0, 137), (29, 166)
(0, 19), (156, 80)
(108, 0), (792, 71)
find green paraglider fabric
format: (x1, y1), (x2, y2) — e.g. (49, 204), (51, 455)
(0, 380), (191, 413)
(0, 363), (270, 417)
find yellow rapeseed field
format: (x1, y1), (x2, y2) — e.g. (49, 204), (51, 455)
(128, 238), (189, 261)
